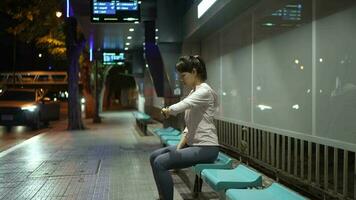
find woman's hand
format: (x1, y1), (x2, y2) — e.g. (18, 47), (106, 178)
(177, 142), (186, 150)
(161, 107), (170, 119)
(176, 143), (183, 150)
(176, 133), (187, 150)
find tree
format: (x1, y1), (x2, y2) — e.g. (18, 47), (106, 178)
(64, 17), (85, 130)
(0, 0), (65, 48)
(0, 0), (87, 130)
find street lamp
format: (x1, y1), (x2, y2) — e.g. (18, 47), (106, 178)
(56, 11), (62, 18)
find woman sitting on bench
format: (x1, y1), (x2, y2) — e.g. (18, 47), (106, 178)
(150, 55), (220, 200)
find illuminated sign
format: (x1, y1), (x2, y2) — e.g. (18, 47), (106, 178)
(91, 0), (140, 23)
(271, 4), (302, 21)
(103, 52), (125, 65)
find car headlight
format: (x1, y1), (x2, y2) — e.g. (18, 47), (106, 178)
(21, 105), (37, 112)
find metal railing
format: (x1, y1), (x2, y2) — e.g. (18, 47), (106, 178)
(0, 71), (69, 85)
(215, 119), (355, 200)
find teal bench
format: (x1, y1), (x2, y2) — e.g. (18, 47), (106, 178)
(156, 129), (181, 137)
(153, 126), (174, 133)
(201, 164), (262, 192)
(192, 152), (234, 196)
(133, 111), (151, 135)
(166, 140), (180, 146)
(161, 134), (181, 143)
(193, 152), (233, 176)
(151, 127), (181, 146)
(226, 182), (307, 200)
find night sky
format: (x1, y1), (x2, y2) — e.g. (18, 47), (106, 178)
(0, 12), (67, 72)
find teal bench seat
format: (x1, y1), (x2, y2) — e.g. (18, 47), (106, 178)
(160, 134), (181, 141)
(192, 152), (233, 196)
(153, 126), (174, 133)
(201, 164), (262, 192)
(226, 183), (307, 200)
(133, 111), (151, 120)
(133, 111), (151, 135)
(166, 140), (180, 146)
(161, 135), (181, 145)
(193, 152), (233, 177)
(156, 129), (181, 137)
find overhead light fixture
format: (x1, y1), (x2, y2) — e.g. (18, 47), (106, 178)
(155, 36), (159, 40)
(155, 28), (158, 32)
(138, 1), (142, 4)
(124, 47), (129, 51)
(89, 48), (93, 62)
(127, 36), (132, 40)
(262, 22), (275, 26)
(129, 28), (134, 32)
(66, 0), (70, 17)
(89, 35), (94, 62)
(134, 21), (139, 24)
(38, 53), (42, 58)
(197, 0), (217, 18)
(125, 42), (130, 46)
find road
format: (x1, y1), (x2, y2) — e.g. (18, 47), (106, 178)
(0, 102), (69, 151)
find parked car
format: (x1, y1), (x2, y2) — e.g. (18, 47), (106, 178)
(0, 88), (60, 129)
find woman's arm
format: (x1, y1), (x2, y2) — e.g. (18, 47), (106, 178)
(169, 87), (211, 116)
(176, 127), (188, 150)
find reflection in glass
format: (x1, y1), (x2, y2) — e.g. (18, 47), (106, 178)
(257, 104), (272, 111)
(292, 104), (300, 110)
(315, 0), (356, 144)
(253, 0), (312, 134)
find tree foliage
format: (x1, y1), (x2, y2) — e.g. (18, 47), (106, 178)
(0, 0), (66, 58)
(1, 0), (90, 130)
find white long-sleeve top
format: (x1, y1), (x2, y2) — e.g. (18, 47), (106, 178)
(169, 83), (219, 146)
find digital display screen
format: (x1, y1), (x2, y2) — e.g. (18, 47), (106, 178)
(91, 0), (140, 23)
(271, 4), (302, 21)
(103, 52), (125, 65)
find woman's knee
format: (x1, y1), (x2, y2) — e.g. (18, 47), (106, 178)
(150, 147), (166, 164)
(153, 155), (169, 170)
(150, 151), (159, 164)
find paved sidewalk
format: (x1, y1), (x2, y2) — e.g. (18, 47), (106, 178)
(0, 111), (189, 200)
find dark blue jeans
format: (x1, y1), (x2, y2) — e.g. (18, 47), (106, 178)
(149, 145), (219, 200)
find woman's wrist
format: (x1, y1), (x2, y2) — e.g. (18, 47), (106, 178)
(161, 107), (171, 118)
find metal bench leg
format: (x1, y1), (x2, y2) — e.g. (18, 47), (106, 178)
(144, 124), (147, 135)
(198, 176), (203, 192)
(193, 175), (201, 198)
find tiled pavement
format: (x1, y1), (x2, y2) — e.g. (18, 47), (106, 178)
(0, 111), (219, 200)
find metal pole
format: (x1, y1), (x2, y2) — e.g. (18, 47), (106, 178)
(93, 59), (101, 123)
(12, 34), (16, 86)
